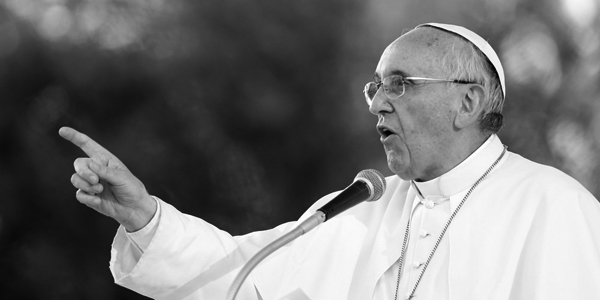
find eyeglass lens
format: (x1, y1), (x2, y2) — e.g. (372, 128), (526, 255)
(363, 76), (406, 105)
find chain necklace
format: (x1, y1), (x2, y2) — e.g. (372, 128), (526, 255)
(394, 145), (507, 300)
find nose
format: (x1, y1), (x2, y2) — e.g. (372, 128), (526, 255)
(368, 88), (393, 116)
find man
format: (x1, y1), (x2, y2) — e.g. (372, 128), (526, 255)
(62, 23), (600, 300)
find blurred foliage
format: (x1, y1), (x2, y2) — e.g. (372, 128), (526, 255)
(0, 0), (599, 299)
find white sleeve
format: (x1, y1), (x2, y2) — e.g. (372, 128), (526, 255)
(109, 197), (297, 299)
(124, 196), (162, 260)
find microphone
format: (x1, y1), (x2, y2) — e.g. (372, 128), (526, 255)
(225, 169), (386, 300)
(317, 169), (387, 221)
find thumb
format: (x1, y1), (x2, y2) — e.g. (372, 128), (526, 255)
(89, 159), (123, 185)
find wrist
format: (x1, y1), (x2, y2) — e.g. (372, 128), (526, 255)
(123, 195), (158, 232)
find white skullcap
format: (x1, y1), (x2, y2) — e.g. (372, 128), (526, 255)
(416, 23), (506, 98)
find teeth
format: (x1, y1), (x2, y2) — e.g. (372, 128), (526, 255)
(377, 126), (393, 137)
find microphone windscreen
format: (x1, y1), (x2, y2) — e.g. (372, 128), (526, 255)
(354, 169), (386, 202)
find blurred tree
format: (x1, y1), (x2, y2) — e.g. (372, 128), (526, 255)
(0, 0), (598, 299)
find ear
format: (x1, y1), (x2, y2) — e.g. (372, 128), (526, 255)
(454, 84), (485, 129)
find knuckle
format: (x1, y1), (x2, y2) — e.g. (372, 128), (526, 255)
(75, 190), (86, 202)
(72, 175), (93, 191)
(76, 189), (94, 204)
(74, 157), (89, 169)
(91, 156), (102, 165)
(70, 173), (79, 185)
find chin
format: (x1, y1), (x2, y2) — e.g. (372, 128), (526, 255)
(387, 155), (413, 181)
(391, 170), (414, 181)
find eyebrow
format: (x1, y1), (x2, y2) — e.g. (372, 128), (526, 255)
(373, 69), (411, 81)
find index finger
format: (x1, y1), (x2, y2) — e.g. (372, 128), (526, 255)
(59, 126), (114, 159)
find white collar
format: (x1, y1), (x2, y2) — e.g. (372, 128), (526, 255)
(412, 134), (505, 199)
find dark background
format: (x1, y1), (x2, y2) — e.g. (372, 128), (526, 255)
(1, 0), (599, 299)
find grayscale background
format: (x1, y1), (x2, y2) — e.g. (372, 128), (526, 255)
(0, 0), (599, 299)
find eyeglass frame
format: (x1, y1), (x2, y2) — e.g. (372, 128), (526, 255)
(363, 75), (476, 106)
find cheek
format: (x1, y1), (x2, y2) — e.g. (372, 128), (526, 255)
(399, 105), (451, 161)
(393, 97), (452, 143)
(416, 103), (452, 135)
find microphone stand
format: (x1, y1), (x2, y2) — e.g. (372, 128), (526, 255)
(225, 169), (385, 299)
(225, 211), (327, 300)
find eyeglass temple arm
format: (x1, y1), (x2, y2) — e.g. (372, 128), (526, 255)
(405, 77), (473, 84)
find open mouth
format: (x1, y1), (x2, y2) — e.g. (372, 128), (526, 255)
(377, 125), (395, 138)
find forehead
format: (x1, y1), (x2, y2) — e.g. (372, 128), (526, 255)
(374, 27), (453, 79)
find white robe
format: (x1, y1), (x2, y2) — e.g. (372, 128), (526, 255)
(110, 135), (600, 299)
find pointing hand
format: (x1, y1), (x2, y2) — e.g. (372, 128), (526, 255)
(59, 127), (157, 232)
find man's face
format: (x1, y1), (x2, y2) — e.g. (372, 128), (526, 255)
(369, 29), (462, 181)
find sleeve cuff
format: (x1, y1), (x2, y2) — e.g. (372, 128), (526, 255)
(126, 196), (162, 253)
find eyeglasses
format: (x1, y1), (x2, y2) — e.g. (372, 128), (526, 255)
(363, 75), (474, 106)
